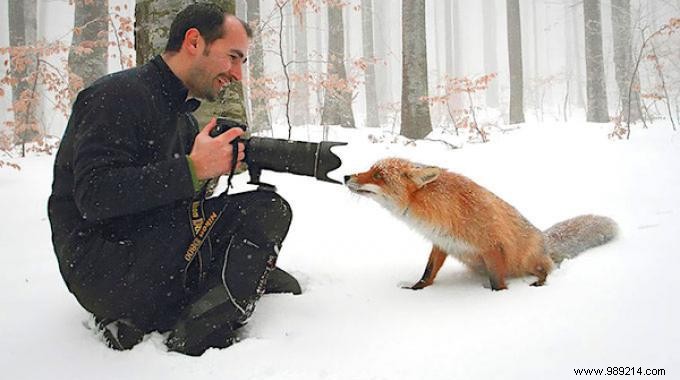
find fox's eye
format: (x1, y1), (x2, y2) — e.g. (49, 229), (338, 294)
(372, 172), (382, 180)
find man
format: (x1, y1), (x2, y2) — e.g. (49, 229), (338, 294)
(48, 3), (300, 356)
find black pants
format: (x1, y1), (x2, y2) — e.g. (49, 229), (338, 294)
(65, 190), (292, 339)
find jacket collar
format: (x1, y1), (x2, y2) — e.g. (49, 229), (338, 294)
(150, 55), (201, 113)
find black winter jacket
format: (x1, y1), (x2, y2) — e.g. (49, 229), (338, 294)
(48, 56), (200, 282)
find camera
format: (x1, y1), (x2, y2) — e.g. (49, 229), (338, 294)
(211, 117), (346, 187)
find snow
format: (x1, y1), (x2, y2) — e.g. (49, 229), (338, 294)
(1, 122), (679, 379)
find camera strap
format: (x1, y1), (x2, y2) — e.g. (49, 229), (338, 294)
(183, 141), (240, 287)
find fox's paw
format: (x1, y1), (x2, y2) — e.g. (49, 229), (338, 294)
(401, 280), (430, 290)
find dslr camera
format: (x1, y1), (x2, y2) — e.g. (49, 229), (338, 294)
(210, 117), (346, 188)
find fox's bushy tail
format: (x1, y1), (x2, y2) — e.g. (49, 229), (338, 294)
(544, 215), (618, 264)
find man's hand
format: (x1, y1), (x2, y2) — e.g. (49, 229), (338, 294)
(189, 117), (245, 180)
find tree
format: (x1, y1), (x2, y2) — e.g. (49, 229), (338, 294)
(564, 2), (586, 117)
(610, 0), (641, 122)
(452, 0), (463, 77)
(361, 0), (379, 128)
(400, 0), (431, 139)
(68, 0), (109, 98)
(320, 1), (356, 127)
(583, 0), (609, 122)
(8, 0), (30, 112)
(245, 0), (270, 132)
(7, 0), (39, 154)
(443, 1), (454, 76)
(506, 0), (525, 124)
(482, 0), (499, 108)
(291, 9), (310, 127)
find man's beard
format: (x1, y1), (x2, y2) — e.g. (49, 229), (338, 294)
(186, 67), (217, 102)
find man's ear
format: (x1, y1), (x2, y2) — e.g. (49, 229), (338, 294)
(183, 28), (202, 55)
(408, 166), (442, 188)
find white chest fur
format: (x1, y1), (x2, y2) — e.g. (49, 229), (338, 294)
(394, 207), (477, 258)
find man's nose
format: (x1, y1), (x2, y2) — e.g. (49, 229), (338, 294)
(229, 61), (243, 81)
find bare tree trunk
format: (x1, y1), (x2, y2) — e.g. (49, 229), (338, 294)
(583, 0), (609, 122)
(532, 0), (540, 82)
(8, 0), (38, 106)
(8, 0), (39, 154)
(321, 3), (356, 127)
(361, 0), (379, 128)
(246, 0), (269, 133)
(134, 0), (236, 63)
(482, 0), (499, 108)
(444, 0), (453, 76)
(610, 0), (641, 123)
(135, 0), (191, 67)
(69, 0), (109, 97)
(400, 0), (432, 139)
(506, 0), (525, 124)
(452, 0), (463, 77)
(9, 0), (29, 108)
(568, 3), (585, 110)
(450, 0), (465, 113)
(291, 10), (310, 127)
(372, 0), (394, 127)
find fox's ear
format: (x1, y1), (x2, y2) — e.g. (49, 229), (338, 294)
(408, 166), (442, 188)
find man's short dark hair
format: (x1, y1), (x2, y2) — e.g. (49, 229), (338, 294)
(165, 3), (226, 52)
(165, 3), (254, 53)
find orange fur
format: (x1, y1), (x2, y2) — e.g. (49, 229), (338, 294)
(344, 158), (617, 290)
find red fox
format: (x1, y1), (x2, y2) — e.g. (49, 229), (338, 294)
(344, 158), (618, 291)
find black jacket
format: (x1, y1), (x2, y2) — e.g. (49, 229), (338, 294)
(48, 56), (200, 282)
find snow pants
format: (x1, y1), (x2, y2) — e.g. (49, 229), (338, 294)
(61, 190), (292, 349)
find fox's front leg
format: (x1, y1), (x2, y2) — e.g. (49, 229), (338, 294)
(406, 246), (447, 290)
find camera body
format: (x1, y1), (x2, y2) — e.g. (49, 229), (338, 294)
(210, 117), (247, 139)
(211, 117), (345, 186)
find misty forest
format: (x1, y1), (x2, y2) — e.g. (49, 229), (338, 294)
(1, 0), (680, 165)
(2, 1), (680, 376)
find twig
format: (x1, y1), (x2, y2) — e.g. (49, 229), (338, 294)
(108, 16), (126, 70)
(422, 138), (461, 150)
(626, 28), (655, 139)
(649, 41), (676, 131)
(276, 0), (293, 139)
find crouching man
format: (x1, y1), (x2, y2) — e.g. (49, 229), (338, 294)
(48, 3), (300, 356)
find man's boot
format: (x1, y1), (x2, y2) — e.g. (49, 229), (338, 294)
(265, 267), (302, 295)
(98, 318), (145, 350)
(167, 234), (279, 355)
(165, 285), (244, 356)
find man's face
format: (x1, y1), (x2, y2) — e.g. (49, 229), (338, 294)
(186, 17), (249, 101)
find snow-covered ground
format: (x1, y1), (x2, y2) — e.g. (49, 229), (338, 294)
(1, 122), (678, 379)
